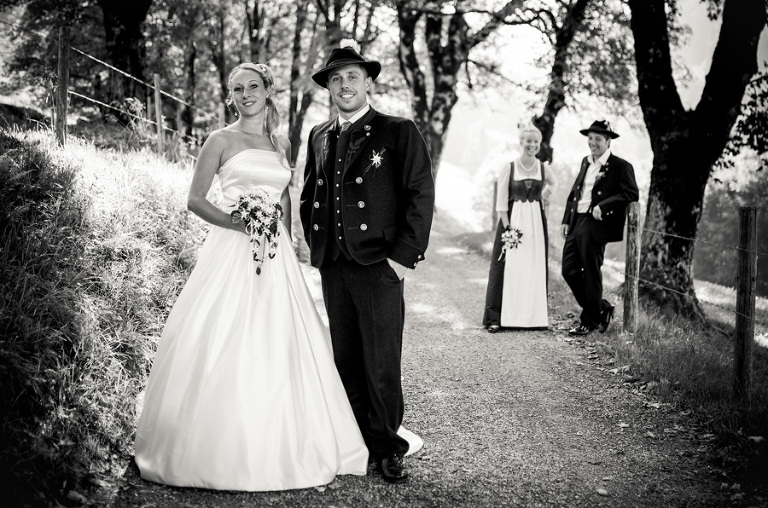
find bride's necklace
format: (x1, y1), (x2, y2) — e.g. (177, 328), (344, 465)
(518, 157), (537, 173)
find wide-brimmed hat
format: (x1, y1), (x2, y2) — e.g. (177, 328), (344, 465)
(312, 46), (381, 88)
(579, 120), (619, 139)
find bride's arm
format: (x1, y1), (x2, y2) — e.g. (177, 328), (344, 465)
(278, 136), (293, 239)
(187, 131), (246, 233)
(280, 188), (292, 240)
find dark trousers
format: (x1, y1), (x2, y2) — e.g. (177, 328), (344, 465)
(561, 214), (609, 328)
(319, 258), (409, 460)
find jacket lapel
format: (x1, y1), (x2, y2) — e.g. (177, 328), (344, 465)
(593, 155), (612, 188)
(343, 108), (378, 173)
(318, 121), (335, 179)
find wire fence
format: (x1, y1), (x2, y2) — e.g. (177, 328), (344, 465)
(0, 19), (202, 145)
(588, 206), (767, 329)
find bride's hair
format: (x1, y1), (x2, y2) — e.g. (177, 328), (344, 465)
(518, 123), (543, 143)
(225, 63), (285, 157)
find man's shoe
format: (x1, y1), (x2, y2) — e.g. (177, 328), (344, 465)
(568, 324), (593, 336)
(599, 305), (615, 333)
(377, 454), (408, 484)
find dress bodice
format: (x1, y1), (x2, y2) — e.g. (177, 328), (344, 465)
(508, 160), (544, 203)
(218, 149), (292, 206)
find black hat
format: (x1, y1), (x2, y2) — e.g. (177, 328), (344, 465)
(579, 120), (619, 139)
(312, 46), (381, 88)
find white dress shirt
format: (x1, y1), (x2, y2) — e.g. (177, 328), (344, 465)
(577, 150), (611, 213)
(338, 104), (370, 129)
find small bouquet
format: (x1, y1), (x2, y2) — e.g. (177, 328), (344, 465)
(230, 188), (284, 274)
(498, 226), (523, 261)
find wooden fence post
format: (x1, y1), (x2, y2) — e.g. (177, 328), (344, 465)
(734, 206), (757, 401)
(146, 86), (153, 123)
(153, 74), (163, 153)
(55, 26), (69, 146)
(623, 202), (640, 333)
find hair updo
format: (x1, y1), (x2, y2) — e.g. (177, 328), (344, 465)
(518, 123), (543, 144)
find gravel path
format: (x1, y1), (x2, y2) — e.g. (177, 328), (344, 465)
(100, 217), (737, 508)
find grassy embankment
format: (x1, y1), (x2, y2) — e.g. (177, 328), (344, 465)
(0, 125), (202, 506)
(1, 123), (766, 505)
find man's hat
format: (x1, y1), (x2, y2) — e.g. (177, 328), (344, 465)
(312, 46), (381, 88)
(579, 120), (619, 139)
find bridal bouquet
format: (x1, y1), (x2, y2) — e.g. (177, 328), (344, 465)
(498, 226), (523, 261)
(230, 188), (283, 274)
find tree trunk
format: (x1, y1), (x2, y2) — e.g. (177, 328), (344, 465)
(627, 0), (766, 318)
(532, 0), (591, 164)
(208, 6), (229, 123)
(288, 0), (318, 166)
(247, 0), (265, 62)
(96, 0), (153, 105)
(396, 1), (523, 180)
(181, 40), (197, 139)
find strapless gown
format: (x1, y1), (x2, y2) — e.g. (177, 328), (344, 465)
(134, 149), (369, 491)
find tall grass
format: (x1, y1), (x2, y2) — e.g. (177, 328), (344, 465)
(0, 127), (203, 506)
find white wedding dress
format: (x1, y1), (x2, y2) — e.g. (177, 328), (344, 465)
(134, 149), (369, 491)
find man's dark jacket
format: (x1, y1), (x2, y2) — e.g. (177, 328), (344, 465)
(561, 153), (639, 244)
(300, 107), (435, 269)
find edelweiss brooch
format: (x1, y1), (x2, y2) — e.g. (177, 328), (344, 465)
(370, 149), (385, 168)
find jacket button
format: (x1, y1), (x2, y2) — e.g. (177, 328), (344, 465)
(355, 177), (363, 184)
(357, 201), (365, 208)
(313, 224), (319, 231)
(317, 179), (324, 186)
(313, 201), (319, 208)
(597, 191), (602, 195)
(360, 224), (367, 231)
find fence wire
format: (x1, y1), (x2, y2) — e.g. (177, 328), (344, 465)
(602, 261), (766, 328)
(633, 225), (768, 258)
(70, 46), (195, 109)
(0, 18), (201, 129)
(68, 90), (197, 144)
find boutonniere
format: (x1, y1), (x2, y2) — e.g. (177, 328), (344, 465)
(370, 149), (385, 168)
(594, 163), (609, 183)
(362, 148), (387, 175)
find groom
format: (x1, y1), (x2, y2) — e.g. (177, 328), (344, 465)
(300, 46), (435, 484)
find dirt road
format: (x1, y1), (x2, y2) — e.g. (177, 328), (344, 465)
(102, 217), (741, 508)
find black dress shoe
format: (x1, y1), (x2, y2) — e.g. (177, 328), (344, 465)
(599, 305), (615, 333)
(568, 324), (594, 336)
(377, 454), (408, 484)
(488, 325), (500, 333)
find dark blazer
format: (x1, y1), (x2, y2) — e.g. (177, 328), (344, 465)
(561, 153), (639, 244)
(300, 107), (435, 269)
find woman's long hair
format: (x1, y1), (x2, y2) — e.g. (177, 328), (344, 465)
(225, 63), (285, 157)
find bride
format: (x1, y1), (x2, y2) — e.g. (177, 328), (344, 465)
(133, 63), (372, 491)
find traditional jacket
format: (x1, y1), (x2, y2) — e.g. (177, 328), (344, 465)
(300, 107), (435, 269)
(561, 153), (639, 244)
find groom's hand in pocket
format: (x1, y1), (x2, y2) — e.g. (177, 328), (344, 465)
(387, 258), (409, 280)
